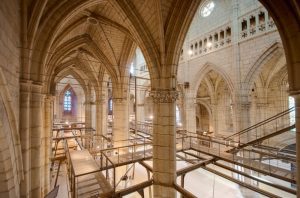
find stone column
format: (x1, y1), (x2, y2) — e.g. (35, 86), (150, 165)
(231, 0), (245, 134)
(136, 89), (146, 123)
(102, 98), (108, 136)
(41, 95), (54, 195)
(184, 91), (196, 133)
(294, 94), (300, 196)
(151, 89), (178, 197)
(30, 83), (44, 197)
(20, 80), (31, 198)
(84, 98), (92, 129)
(211, 98), (218, 134)
(240, 101), (251, 131)
(113, 98), (129, 147)
(95, 99), (103, 135)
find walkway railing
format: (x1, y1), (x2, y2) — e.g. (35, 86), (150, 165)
(177, 134), (296, 185)
(224, 107), (295, 146)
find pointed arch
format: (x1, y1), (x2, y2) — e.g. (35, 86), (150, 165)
(265, 55), (286, 89)
(52, 68), (88, 97)
(192, 62), (234, 98)
(45, 34), (119, 84)
(0, 68), (22, 197)
(243, 42), (283, 95)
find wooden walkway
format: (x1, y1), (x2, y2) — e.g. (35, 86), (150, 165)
(69, 150), (113, 198)
(98, 148), (153, 170)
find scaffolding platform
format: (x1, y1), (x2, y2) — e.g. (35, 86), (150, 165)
(69, 150), (113, 198)
(189, 142), (296, 184)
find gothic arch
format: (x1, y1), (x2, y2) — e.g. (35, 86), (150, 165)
(0, 69), (22, 197)
(258, 0), (300, 92)
(197, 100), (212, 119)
(45, 34), (119, 85)
(265, 56), (286, 90)
(193, 62), (234, 98)
(243, 42), (283, 95)
(50, 68), (88, 97)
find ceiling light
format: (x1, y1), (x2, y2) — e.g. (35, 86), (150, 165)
(207, 42), (212, 48)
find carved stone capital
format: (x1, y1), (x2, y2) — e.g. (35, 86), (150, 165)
(150, 90), (178, 103)
(256, 102), (268, 108)
(113, 98), (127, 104)
(20, 79), (32, 93)
(240, 102), (251, 110)
(95, 99), (105, 105)
(44, 95), (55, 103)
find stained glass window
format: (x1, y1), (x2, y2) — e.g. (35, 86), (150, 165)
(64, 90), (72, 111)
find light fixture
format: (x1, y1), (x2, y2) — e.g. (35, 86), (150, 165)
(149, 115), (153, 120)
(207, 42), (212, 48)
(188, 50), (193, 55)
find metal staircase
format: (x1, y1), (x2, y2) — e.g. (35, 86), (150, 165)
(224, 107), (295, 152)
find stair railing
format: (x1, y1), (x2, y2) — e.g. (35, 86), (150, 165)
(224, 107), (295, 145)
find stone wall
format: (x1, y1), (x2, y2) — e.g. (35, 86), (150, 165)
(0, 0), (21, 197)
(0, 0), (20, 118)
(178, 2), (289, 138)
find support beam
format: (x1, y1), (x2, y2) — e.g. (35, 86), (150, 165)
(176, 159), (215, 176)
(173, 183), (197, 198)
(203, 166), (281, 198)
(113, 180), (153, 197)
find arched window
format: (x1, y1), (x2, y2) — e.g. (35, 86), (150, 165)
(64, 90), (72, 112)
(200, 1), (215, 17)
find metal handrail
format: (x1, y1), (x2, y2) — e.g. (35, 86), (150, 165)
(225, 107), (294, 140)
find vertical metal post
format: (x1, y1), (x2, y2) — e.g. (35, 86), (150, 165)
(100, 152), (103, 169)
(72, 175), (75, 198)
(106, 158), (108, 179)
(118, 148), (120, 163)
(135, 76), (138, 142)
(114, 167), (116, 190)
(144, 138), (146, 157)
(181, 174), (186, 198)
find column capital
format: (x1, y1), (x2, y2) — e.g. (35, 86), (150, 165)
(20, 79), (32, 93)
(44, 95), (55, 102)
(150, 89), (178, 103)
(95, 97), (108, 104)
(256, 102), (268, 108)
(240, 102), (251, 110)
(31, 82), (43, 94)
(94, 100), (104, 105)
(112, 98), (127, 104)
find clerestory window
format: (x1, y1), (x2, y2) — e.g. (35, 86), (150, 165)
(201, 1), (215, 17)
